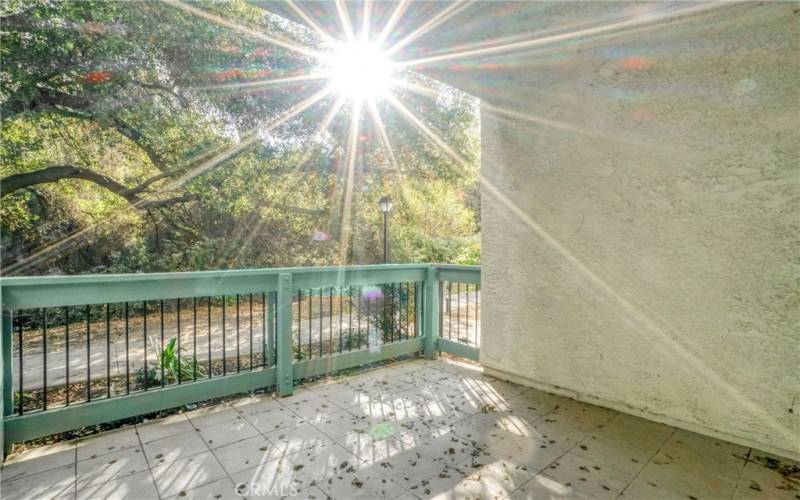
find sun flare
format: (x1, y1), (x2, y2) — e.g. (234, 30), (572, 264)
(326, 40), (395, 101)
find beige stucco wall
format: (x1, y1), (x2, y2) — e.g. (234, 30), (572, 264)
(463, 3), (799, 458)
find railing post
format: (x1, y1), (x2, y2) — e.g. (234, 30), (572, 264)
(423, 266), (439, 359)
(2, 309), (13, 459)
(276, 273), (294, 396)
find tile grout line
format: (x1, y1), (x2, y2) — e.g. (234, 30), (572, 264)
(451, 394), (582, 499)
(227, 393), (319, 493)
(72, 441), (78, 498)
(140, 411), (227, 498)
(729, 447), (753, 500)
(614, 427), (677, 499)
(187, 404), (265, 497)
(135, 425), (164, 500)
(515, 407), (621, 498)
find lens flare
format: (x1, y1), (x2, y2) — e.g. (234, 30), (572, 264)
(327, 40), (395, 100)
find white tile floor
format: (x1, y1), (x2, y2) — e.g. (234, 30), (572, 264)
(1, 358), (798, 500)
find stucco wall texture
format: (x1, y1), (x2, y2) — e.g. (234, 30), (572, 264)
(460, 3), (799, 459)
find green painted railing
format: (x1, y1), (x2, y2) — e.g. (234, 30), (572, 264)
(0, 264), (479, 459)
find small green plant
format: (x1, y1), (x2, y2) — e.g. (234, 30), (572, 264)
(293, 348), (308, 361)
(13, 390), (37, 410)
(160, 336), (204, 383)
(136, 336), (204, 387)
(342, 330), (369, 350)
(135, 366), (161, 389)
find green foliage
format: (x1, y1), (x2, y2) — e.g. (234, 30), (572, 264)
(134, 367), (161, 390)
(1, 0), (480, 274)
(160, 336), (205, 384)
(135, 336), (204, 387)
(341, 330), (369, 351)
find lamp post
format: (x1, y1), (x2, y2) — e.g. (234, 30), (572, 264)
(378, 196), (393, 263)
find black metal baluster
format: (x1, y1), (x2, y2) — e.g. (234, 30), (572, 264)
(125, 302), (130, 395)
(339, 287), (344, 353)
(356, 287), (362, 350)
(464, 283), (470, 344)
(42, 308), (48, 410)
(249, 293), (254, 370)
(396, 284), (401, 341)
(397, 282), (408, 340)
(390, 284), (395, 343)
(447, 282), (452, 339)
(474, 283), (479, 346)
(381, 286), (387, 344)
(348, 287), (353, 351)
(207, 298), (212, 379)
(106, 303), (111, 399)
(86, 304), (91, 402)
(160, 300), (165, 387)
(177, 299), (181, 384)
(366, 288), (371, 348)
(143, 302), (148, 391)
(65, 306), (71, 404)
(17, 316), (23, 415)
(456, 283), (462, 343)
(235, 295), (240, 373)
(416, 282), (421, 337)
(405, 282), (411, 340)
(193, 297), (197, 381)
(222, 297), (227, 376)
(261, 292), (266, 368)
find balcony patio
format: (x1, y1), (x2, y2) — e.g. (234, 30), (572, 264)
(2, 357), (797, 500)
(1, 1), (798, 498)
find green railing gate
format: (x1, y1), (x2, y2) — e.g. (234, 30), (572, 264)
(0, 264), (479, 459)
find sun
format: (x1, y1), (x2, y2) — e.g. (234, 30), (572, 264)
(326, 40), (395, 101)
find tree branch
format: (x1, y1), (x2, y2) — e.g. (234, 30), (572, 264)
(108, 117), (169, 172)
(0, 165), (195, 211)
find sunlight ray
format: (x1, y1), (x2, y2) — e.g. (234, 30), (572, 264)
(334, 0), (356, 42)
(337, 101), (363, 265)
(191, 73), (327, 92)
(392, 80), (441, 100)
(483, 101), (723, 158)
(397, 2), (722, 68)
(228, 211), (270, 268)
(360, 0), (372, 41)
(285, 0), (338, 43)
(163, 0), (320, 58)
(385, 93), (468, 170)
(385, 1), (473, 56)
(281, 95), (347, 184)
(319, 95), (348, 133)
(375, 0), (411, 47)
(366, 100), (398, 171)
(170, 86), (334, 187)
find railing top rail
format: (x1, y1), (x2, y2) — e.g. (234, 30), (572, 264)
(0, 264), (480, 310)
(434, 264), (480, 272)
(0, 263), (437, 287)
